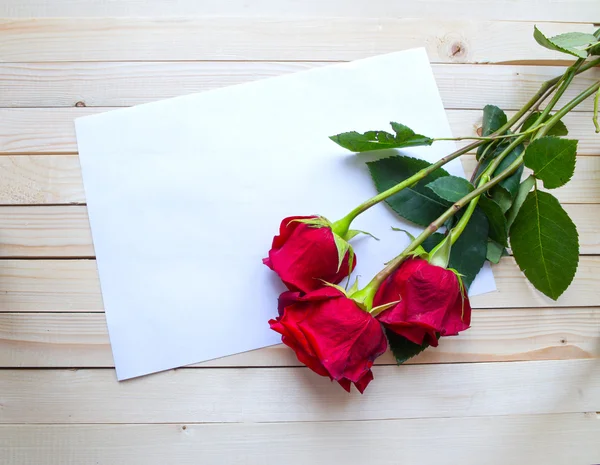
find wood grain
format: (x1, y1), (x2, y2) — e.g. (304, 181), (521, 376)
(1, 307), (598, 368)
(0, 155), (84, 204)
(0, 257), (598, 312)
(0, 18), (595, 63)
(0, 203), (596, 258)
(3, 0), (598, 22)
(1, 108), (599, 154)
(1, 360), (599, 423)
(1, 154), (598, 206)
(2, 413), (600, 465)
(1, 62), (598, 110)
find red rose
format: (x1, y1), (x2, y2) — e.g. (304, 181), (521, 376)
(269, 287), (387, 393)
(373, 258), (471, 347)
(263, 215), (356, 293)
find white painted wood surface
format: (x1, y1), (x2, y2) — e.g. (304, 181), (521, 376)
(0, 1), (598, 464)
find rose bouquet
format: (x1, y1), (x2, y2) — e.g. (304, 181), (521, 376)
(264, 27), (600, 393)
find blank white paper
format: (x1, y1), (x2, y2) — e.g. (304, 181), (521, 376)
(75, 48), (496, 380)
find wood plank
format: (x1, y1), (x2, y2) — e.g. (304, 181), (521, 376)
(1, 154), (598, 205)
(1, 62), (599, 110)
(2, 0), (598, 22)
(0, 360), (598, 423)
(1, 307), (598, 368)
(2, 413), (600, 465)
(0, 18), (595, 63)
(1, 108), (599, 154)
(0, 203), (596, 258)
(0, 257), (598, 312)
(0, 155), (84, 204)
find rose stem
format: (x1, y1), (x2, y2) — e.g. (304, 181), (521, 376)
(359, 79), (600, 312)
(334, 58), (600, 236)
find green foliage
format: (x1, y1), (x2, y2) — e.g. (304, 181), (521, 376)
(476, 105), (508, 160)
(474, 143), (525, 214)
(521, 112), (568, 137)
(510, 190), (579, 300)
(385, 328), (431, 365)
(448, 208), (489, 288)
(506, 176), (536, 229)
(478, 196), (508, 246)
(425, 176), (473, 203)
(486, 239), (507, 264)
(533, 26), (596, 58)
(330, 122), (433, 152)
(367, 156), (450, 226)
(524, 136), (577, 189)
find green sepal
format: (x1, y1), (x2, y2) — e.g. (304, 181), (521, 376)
(346, 229), (379, 241)
(318, 280), (348, 296)
(287, 216), (332, 228)
(370, 299), (402, 318)
(347, 276), (360, 296)
(429, 233), (452, 268)
(332, 232), (354, 273)
(390, 227), (428, 259)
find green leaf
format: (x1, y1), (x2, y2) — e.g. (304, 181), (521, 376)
(550, 32), (599, 48)
(367, 156), (451, 226)
(474, 143), (525, 200)
(533, 26), (592, 58)
(422, 232), (445, 252)
(591, 29), (600, 55)
(521, 112), (568, 137)
(491, 186), (513, 213)
(476, 105), (508, 160)
(524, 136), (577, 189)
(425, 176), (474, 203)
(478, 196), (508, 246)
(448, 208), (489, 288)
(506, 175), (536, 229)
(330, 122), (433, 152)
(510, 190), (579, 300)
(385, 328), (431, 365)
(486, 239), (506, 264)
(480, 105), (507, 137)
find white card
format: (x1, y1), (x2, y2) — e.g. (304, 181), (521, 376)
(75, 48), (496, 380)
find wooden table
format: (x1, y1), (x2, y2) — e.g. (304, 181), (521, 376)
(1, 1), (600, 463)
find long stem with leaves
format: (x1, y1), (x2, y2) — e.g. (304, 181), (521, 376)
(358, 77), (600, 312)
(337, 55), (600, 236)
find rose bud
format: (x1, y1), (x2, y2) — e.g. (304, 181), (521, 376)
(372, 257), (471, 347)
(263, 215), (357, 293)
(269, 287), (387, 393)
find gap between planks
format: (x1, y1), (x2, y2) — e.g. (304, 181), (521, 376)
(0, 257), (599, 311)
(1, 154), (599, 206)
(0, 203), (597, 258)
(2, 414), (600, 465)
(0, 359), (599, 424)
(1, 108), (599, 154)
(0, 62), (598, 109)
(1, 0), (598, 22)
(0, 18), (596, 63)
(0, 307), (598, 368)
